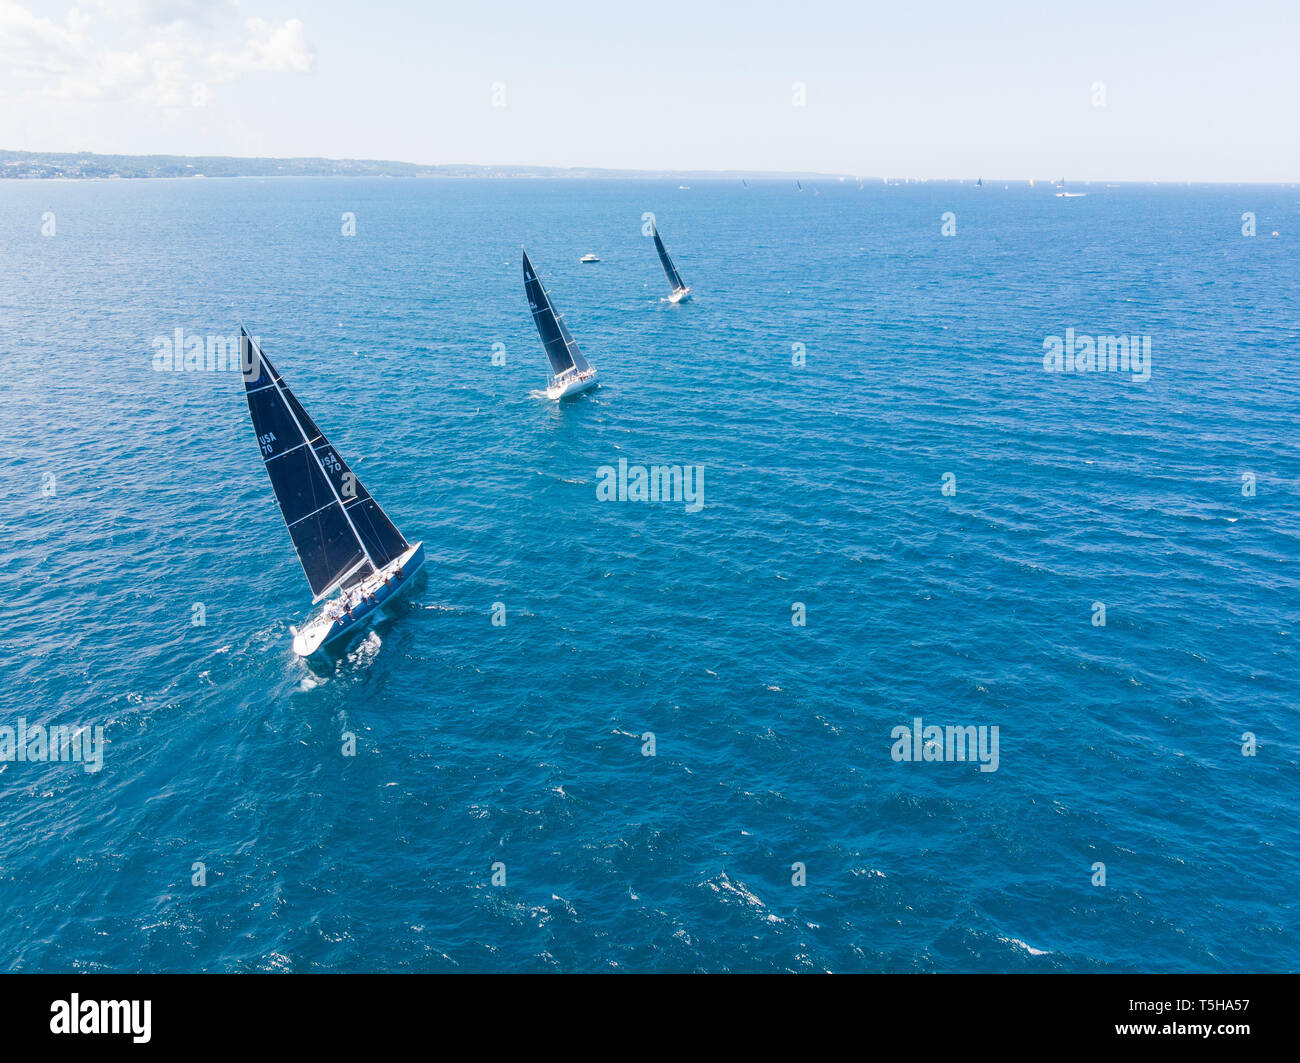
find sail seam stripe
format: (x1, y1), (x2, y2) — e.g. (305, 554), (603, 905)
(265, 440), (308, 463)
(285, 500), (341, 528)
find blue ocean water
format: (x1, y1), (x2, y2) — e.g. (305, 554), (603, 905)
(1, 176), (1297, 972)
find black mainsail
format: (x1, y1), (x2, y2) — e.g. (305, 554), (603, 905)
(522, 250), (591, 378)
(240, 327), (410, 601)
(651, 224), (686, 293)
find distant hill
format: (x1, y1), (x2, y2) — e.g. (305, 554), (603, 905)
(0, 149), (845, 182)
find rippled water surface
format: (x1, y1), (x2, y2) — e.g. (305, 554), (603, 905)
(1, 177), (1297, 971)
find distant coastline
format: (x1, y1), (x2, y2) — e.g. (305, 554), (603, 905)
(0, 149), (846, 182)
(4, 151), (1291, 184)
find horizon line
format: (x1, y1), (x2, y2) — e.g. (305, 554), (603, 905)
(1, 148), (1295, 185)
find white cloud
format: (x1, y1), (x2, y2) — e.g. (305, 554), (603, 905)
(82, 0), (215, 26)
(0, 2), (313, 114)
(210, 17), (313, 80)
(0, 3), (92, 76)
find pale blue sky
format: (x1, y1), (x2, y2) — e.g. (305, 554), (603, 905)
(2, 0), (1297, 180)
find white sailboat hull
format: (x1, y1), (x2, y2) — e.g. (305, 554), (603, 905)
(292, 541), (425, 658)
(546, 369), (599, 401)
(668, 286), (692, 304)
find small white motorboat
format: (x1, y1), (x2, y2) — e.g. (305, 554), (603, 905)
(580, 253), (600, 263)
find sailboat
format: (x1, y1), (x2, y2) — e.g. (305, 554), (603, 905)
(650, 221), (692, 303)
(1055, 179), (1085, 198)
(795, 179), (804, 192)
(522, 250), (599, 400)
(239, 327), (425, 658)
(976, 177), (983, 188)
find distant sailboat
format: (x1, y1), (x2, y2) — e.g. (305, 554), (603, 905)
(1056, 179), (1085, 198)
(651, 221), (692, 303)
(795, 179), (804, 192)
(523, 250), (599, 400)
(742, 178), (749, 188)
(976, 177), (983, 188)
(239, 327), (425, 658)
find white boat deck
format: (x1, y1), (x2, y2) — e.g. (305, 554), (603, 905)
(293, 542), (423, 657)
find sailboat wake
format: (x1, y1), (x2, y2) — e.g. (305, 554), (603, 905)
(344, 630), (383, 667)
